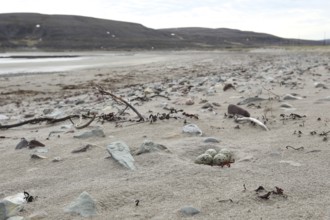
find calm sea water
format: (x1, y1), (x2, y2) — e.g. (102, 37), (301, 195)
(0, 51), (176, 75)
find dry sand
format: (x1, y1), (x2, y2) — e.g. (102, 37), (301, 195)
(0, 48), (330, 219)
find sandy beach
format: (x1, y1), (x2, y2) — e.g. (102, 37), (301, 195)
(0, 48), (330, 220)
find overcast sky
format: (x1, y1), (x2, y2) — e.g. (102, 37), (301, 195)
(1, 0), (329, 40)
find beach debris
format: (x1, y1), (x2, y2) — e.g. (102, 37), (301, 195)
(73, 128), (106, 139)
(97, 86), (144, 122)
(182, 124), (203, 136)
(235, 117), (269, 131)
(227, 104), (250, 117)
(136, 140), (169, 155)
(203, 137), (220, 143)
(64, 191), (97, 218)
(182, 112), (198, 119)
(23, 191), (36, 203)
(258, 192), (271, 200)
(28, 139), (45, 149)
(285, 146), (304, 151)
(31, 154), (48, 160)
(71, 144), (93, 153)
(15, 138), (29, 150)
(237, 97), (266, 105)
(106, 141), (136, 170)
(69, 114), (96, 129)
(255, 186), (287, 200)
(179, 206), (200, 216)
(0, 193), (26, 219)
(0, 115), (83, 129)
(135, 200), (140, 206)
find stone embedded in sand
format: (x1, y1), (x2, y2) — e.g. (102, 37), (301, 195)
(71, 144), (92, 153)
(73, 128), (106, 139)
(106, 141), (136, 170)
(31, 154), (48, 160)
(280, 103), (293, 108)
(182, 124), (203, 136)
(195, 153), (213, 165)
(0, 114), (9, 120)
(15, 138), (29, 150)
(179, 206), (200, 216)
(136, 140), (168, 155)
(283, 94), (302, 100)
(237, 97), (265, 105)
(227, 104), (250, 117)
(6, 216), (24, 220)
(64, 191), (97, 218)
(203, 137), (220, 143)
(314, 82), (328, 89)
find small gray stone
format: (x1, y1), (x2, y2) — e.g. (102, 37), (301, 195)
(237, 97), (266, 105)
(107, 141), (136, 170)
(136, 140), (168, 155)
(179, 206), (200, 216)
(74, 128), (105, 139)
(201, 102), (213, 109)
(15, 138), (29, 150)
(203, 137), (220, 143)
(7, 216), (24, 220)
(280, 103), (293, 108)
(314, 82), (328, 89)
(64, 191), (97, 218)
(182, 124), (202, 136)
(283, 94), (302, 100)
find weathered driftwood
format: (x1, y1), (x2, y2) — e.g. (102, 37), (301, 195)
(0, 115), (81, 129)
(97, 86), (145, 122)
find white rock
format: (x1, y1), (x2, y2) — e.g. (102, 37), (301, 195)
(182, 124), (202, 136)
(107, 141), (136, 170)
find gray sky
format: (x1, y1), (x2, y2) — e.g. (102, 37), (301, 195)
(1, 0), (329, 40)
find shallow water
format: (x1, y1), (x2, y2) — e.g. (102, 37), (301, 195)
(0, 51), (179, 75)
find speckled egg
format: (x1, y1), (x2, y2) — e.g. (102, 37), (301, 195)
(204, 149), (217, 157)
(219, 148), (233, 160)
(195, 153), (213, 165)
(213, 153), (229, 166)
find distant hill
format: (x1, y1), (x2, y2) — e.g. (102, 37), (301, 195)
(0, 13), (323, 50)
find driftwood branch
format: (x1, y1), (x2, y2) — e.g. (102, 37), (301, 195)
(72, 114), (96, 129)
(97, 86), (145, 122)
(0, 115), (81, 129)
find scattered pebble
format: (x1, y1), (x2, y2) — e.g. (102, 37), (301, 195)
(227, 104), (250, 117)
(73, 128), (106, 139)
(203, 137), (220, 143)
(179, 206), (200, 216)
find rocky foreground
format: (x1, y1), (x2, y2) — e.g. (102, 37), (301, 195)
(0, 49), (330, 219)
